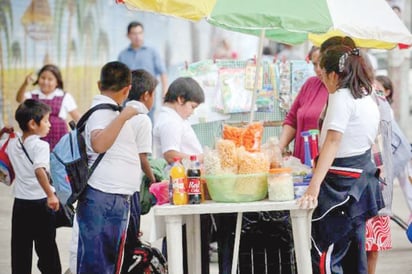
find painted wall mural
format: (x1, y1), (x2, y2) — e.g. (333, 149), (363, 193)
(0, 0), (259, 127)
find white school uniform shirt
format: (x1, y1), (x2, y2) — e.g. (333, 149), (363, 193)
(25, 88), (77, 120)
(153, 106), (203, 159)
(7, 134), (54, 199)
(127, 100), (153, 154)
(84, 95), (144, 195)
(320, 88), (380, 158)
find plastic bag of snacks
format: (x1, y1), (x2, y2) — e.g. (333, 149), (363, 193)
(216, 139), (238, 174)
(241, 122), (264, 152)
(237, 147), (269, 174)
(261, 137), (283, 168)
(222, 122), (264, 152)
(203, 147), (222, 175)
(222, 124), (244, 147)
(235, 147), (270, 195)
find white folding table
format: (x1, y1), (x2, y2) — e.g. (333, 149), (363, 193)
(153, 200), (315, 274)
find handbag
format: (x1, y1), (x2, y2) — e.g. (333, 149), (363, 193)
(19, 138), (74, 228)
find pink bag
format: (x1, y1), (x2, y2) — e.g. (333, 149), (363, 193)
(149, 181), (169, 205)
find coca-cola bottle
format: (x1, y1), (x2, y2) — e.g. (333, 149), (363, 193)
(187, 155), (201, 204)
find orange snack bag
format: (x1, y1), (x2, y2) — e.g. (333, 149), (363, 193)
(222, 122), (264, 152)
(241, 122), (263, 152)
(222, 125), (245, 147)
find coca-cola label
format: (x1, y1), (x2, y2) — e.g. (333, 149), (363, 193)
(187, 177), (201, 194)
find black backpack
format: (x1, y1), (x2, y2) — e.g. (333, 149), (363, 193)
(123, 238), (168, 274)
(50, 103), (122, 206)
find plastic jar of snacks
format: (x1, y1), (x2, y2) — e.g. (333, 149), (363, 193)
(268, 168), (294, 201)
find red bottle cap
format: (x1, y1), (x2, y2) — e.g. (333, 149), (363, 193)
(190, 155), (197, 161)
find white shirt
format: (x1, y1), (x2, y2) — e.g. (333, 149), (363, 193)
(7, 134), (55, 199)
(85, 95), (144, 195)
(25, 88), (77, 119)
(153, 106), (203, 159)
(320, 88), (379, 158)
(128, 101), (153, 154)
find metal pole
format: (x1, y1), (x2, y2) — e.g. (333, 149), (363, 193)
(249, 29), (265, 123)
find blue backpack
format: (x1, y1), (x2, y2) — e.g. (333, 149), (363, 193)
(50, 103), (122, 205)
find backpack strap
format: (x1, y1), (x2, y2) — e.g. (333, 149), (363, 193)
(76, 103), (123, 179)
(77, 103), (123, 132)
(18, 138), (33, 164)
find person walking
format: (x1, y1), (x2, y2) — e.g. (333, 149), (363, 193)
(16, 64), (80, 150)
(8, 99), (61, 274)
(118, 21), (168, 121)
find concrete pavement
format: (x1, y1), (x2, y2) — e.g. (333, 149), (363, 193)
(0, 183), (410, 273)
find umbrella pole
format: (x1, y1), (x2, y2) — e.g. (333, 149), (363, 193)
(249, 29), (265, 123)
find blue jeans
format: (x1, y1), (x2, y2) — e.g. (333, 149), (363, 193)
(76, 186), (130, 274)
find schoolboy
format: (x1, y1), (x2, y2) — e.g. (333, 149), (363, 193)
(8, 99), (61, 273)
(76, 61), (142, 273)
(121, 69), (158, 272)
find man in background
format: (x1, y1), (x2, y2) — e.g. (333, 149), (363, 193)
(118, 21), (168, 121)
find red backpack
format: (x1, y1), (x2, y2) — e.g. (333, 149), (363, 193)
(0, 131), (16, 186)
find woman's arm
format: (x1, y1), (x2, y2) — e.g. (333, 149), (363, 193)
(297, 129), (342, 208)
(278, 124), (296, 152)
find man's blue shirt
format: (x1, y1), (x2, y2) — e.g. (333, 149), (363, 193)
(118, 44), (166, 76)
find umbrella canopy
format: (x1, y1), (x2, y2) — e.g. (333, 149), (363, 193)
(117, 0), (412, 49)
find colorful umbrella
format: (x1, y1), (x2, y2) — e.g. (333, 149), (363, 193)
(116, 1), (412, 273)
(117, 0), (412, 49)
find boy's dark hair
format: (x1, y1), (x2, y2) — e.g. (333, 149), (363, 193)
(164, 77), (205, 104)
(127, 21), (144, 33)
(34, 64), (64, 89)
(15, 99), (51, 131)
(99, 61), (131, 92)
(128, 69), (159, 101)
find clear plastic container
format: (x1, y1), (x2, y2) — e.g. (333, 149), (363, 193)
(268, 168), (294, 201)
